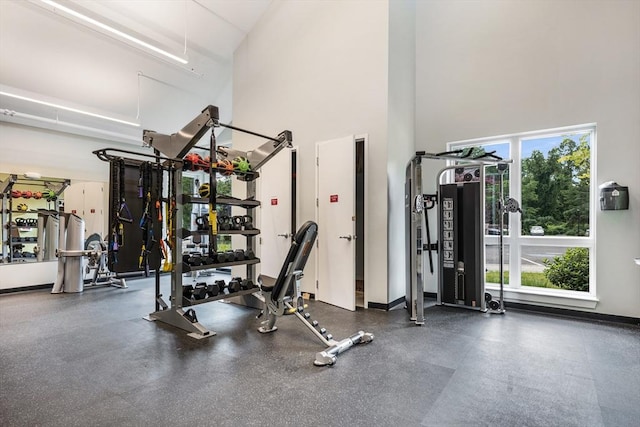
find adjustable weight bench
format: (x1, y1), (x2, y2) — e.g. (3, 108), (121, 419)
(256, 220), (374, 366)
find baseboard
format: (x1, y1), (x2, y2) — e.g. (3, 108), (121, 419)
(369, 294), (437, 311)
(368, 296), (406, 311)
(0, 271), (153, 294)
(0, 283), (53, 294)
(506, 302), (640, 326)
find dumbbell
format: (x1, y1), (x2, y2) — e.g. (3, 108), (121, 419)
(182, 284), (194, 299)
(216, 252), (229, 263)
(193, 283), (208, 300)
(228, 277), (242, 293)
(245, 249), (255, 260)
(206, 282), (220, 297)
(225, 250), (237, 262)
(184, 253), (203, 266)
(215, 279), (227, 294)
(201, 256), (213, 265)
(240, 278), (254, 290)
(234, 249), (245, 261)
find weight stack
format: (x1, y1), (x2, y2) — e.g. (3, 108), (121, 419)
(438, 182), (482, 309)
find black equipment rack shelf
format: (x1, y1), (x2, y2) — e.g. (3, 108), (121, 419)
(180, 228), (260, 238)
(183, 257), (261, 272)
(1, 175), (69, 263)
(182, 287), (260, 307)
(182, 195), (260, 208)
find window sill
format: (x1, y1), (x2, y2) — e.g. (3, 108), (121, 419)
(485, 284), (598, 309)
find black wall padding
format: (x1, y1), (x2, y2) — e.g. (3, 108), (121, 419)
(108, 160), (163, 274)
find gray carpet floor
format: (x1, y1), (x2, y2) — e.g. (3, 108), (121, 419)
(1, 273), (639, 426)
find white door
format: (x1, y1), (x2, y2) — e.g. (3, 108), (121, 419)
(316, 136), (356, 311)
(257, 149), (292, 278)
(64, 182), (105, 240)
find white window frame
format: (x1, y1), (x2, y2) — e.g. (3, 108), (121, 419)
(447, 124), (598, 309)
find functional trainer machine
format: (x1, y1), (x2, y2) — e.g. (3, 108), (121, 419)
(256, 220), (374, 366)
(405, 150), (513, 324)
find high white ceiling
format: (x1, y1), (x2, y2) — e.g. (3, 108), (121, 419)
(0, 0), (271, 145)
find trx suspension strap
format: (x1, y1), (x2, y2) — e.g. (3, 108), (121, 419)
(163, 162), (176, 272)
(155, 159), (168, 270)
(139, 162), (154, 275)
(110, 158), (133, 267)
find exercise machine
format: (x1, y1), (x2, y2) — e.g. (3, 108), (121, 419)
(256, 220), (374, 366)
(405, 150), (513, 324)
(52, 214), (125, 293)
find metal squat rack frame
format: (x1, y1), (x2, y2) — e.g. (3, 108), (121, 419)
(100, 105), (293, 339)
(1, 174), (69, 263)
(406, 151), (512, 325)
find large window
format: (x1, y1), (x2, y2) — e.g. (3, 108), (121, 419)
(449, 125), (595, 296)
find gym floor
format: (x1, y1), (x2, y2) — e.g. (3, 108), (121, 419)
(1, 274), (638, 427)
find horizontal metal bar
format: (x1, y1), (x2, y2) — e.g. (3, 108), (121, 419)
(220, 123), (282, 144)
(93, 148), (183, 164)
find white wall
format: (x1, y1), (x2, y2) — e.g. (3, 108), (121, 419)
(233, 0), (390, 304)
(387, 0), (416, 303)
(416, 0), (640, 317)
(0, 123), (118, 182)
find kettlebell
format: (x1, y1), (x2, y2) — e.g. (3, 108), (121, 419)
(232, 216), (243, 230)
(218, 216), (231, 230)
(195, 215), (209, 231)
(242, 215), (254, 230)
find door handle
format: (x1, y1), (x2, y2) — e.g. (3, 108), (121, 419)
(339, 235), (352, 241)
(277, 233), (290, 238)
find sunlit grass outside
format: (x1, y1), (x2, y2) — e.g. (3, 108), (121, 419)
(485, 270), (561, 289)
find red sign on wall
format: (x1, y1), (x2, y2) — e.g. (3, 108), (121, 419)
(90, 208), (95, 213)
(330, 194), (339, 203)
(271, 198), (278, 206)
(72, 209), (77, 214)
